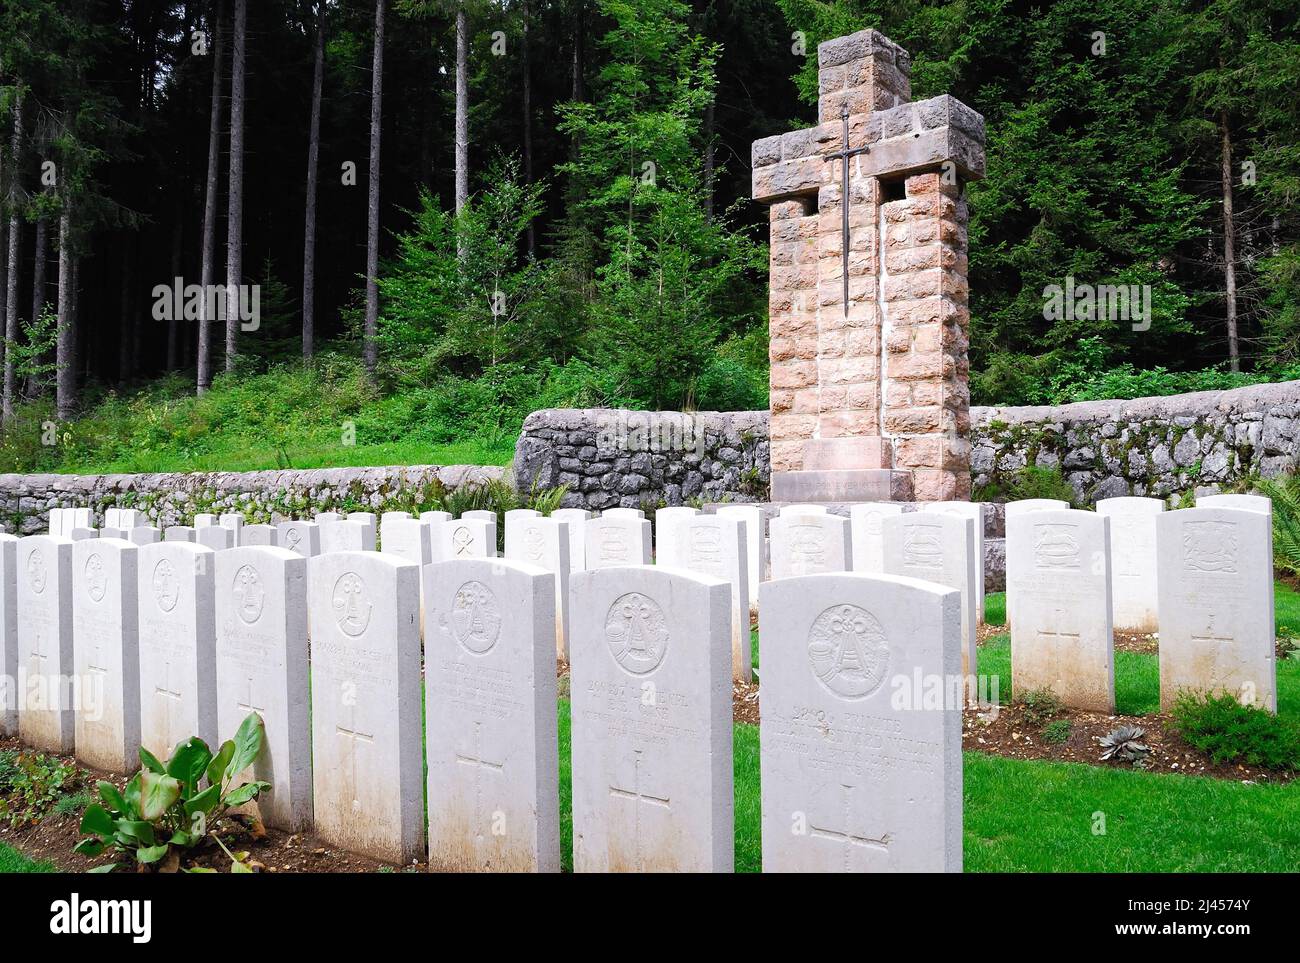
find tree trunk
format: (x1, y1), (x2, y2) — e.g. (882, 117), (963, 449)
(454, 3), (469, 215)
(225, 0), (247, 373)
(56, 207), (76, 421)
(167, 200), (182, 370)
(1219, 110), (1239, 373)
(703, 100), (715, 224)
(198, 0), (226, 393)
(364, 0), (386, 374)
(3, 87), (22, 423)
(303, 0), (326, 361)
(118, 241), (135, 385)
(24, 215), (47, 399)
(522, 0), (534, 256)
(570, 0), (584, 162)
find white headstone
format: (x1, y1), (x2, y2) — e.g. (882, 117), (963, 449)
(658, 515), (751, 682)
(309, 551), (424, 863)
(381, 517), (433, 566)
(849, 503), (904, 575)
(1006, 509), (1114, 712)
(197, 525), (234, 552)
(570, 566), (733, 872)
(165, 526), (196, 543)
(380, 510), (412, 534)
(1157, 507), (1276, 711)
(67, 508), (92, 531)
(503, 508), (541, 527)
(277, 520), (321, 558)
(1096, 496), (1164, 633)
(551, 509), (591, 572)
(770, 513), (851, 579)
(320, 518), (376, 555)
(73, 538), (141, 772)
(70, 527), (98, 541)
(241, 524), (278, 547)
(219, 513), (245, 544)
(215, 546), (312, 830)
(1004, 498), (1068, 520)
(347, 511), (378, 527)
(47, 508), (66, 536)
(504, 516), (571, 661)
(584, 514), (652, 570)
(194, 513), (218, 528)
(129, 527), (162, 546)
(883, 513), (978, 679)
(16, 535), (75, 751)
(117, 509), (147, 529)
(1196, 493), (1271, 514)
(423, 557), (560, 872)
(601, 507), (645, 520)
(759, 572), (962, 872)
(104, 508), (120, 529)
(0, 535), (16, 735)
(920, 501), (986, 622)
(420, 510), (453, 525)
(716, 505), (765, 604)
(136, 541), (218, 755)
(779, 503), (828, 516)
(653, 507), (699, 559)
(315, 512), (342, 524)
(100, 527), (127, 540)
(437, 517), (497, 561)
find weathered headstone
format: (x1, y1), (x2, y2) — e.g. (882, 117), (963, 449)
(436, 517), (497, 561)
(277, 520), (321, 558)
(504, 516), (571, 661)
(760, 572), (962, 872)
(653, 507), (699, 558)
(320, 518), (376, 554)
(116, 509), (147, 529)
(165, 525), (197, 543)
(551, 508), (591, 572)
(219, 513), (245, 544)
(137, 541), (219, 755)
(1005, 509), (1114, 712)
(716, 505), (765, 605)
(215, 546), (313, 830)
(0, 535), (16, 735)
(1095, 496), (1164, 633)
(570, 566), (734, 872)
(72, 537), (142, 772)
(1004, 498), (1071, 627)
(584, 514), (652, 570)
(423, 557), (560, 872)
(16, 535), (75, 751)
(1196, 493), (1271, 515)
(658, 514), (751, 682)
(770, 513), (851, 579)
(848, 503), (904, 574)
(194, 513), (218, 528)
(308, 551), (424, 863)
(920, 501), (986, 621)
(1157, 507), (1276, 711)
(241, 524), (278, 547)
(197, 525), (234, 551)
(381, 517), (433, 566)
(70, 527), (98, 541)
(882, 512), (977, 678)
(129, 527), (162, 546)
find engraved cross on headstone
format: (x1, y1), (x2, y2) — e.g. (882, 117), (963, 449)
(809, 783), (891, 871)
(456, 719), (504, 840)
(609, 748), (671, 872)
(336, 697), (374, 813)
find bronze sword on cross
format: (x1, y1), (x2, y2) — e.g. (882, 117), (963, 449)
(824, 101), (871, 317)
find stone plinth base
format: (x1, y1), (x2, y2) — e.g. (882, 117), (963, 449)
(770, 468), (913, 503)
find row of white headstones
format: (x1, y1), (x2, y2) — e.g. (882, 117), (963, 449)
(0, 491), (1273, 871)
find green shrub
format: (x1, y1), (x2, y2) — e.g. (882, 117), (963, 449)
(1167, 692), (1300, 771)
(1256, 473), (1300, 577)
(1018, 687), (1064, 726)
(1042, 719), (1073, 744)
(0, 751), (83, 829)
(977, 465), (1076, 506)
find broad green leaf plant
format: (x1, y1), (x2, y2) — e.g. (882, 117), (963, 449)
(74, 713), (270, 873)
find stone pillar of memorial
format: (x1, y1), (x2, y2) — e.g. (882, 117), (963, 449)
(752, 30), (985, 501)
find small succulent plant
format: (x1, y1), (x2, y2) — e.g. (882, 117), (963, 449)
(1099, 725), (1150, 763)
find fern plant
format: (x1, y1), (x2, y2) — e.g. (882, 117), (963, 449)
(1255, 474), (1300, 575)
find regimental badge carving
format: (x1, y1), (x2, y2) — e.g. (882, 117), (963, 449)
(153, 559), (180, 612)
(450, 580), (502, 654)
(84, 553), (108, 602)
(451, 525), (475, 556)
(790, 523), (826, 569)
(605, 592), (669, 674)
(599, 525), (629, 563)
(232, 564), (265, 624)
(687, 525), (723, 575)
(902, 522), (943, 569)
(26, 548), (47, 595)
(523, 526), (546, 562)
(1183, 520), (1238, 574)
(284, 527), (303, 553)
(1032, 523), (1080, 569)
(808, 604), (890, 699)
(332, 572), (371, 637)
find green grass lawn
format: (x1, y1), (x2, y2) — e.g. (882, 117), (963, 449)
(0, 842), (52, 873)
